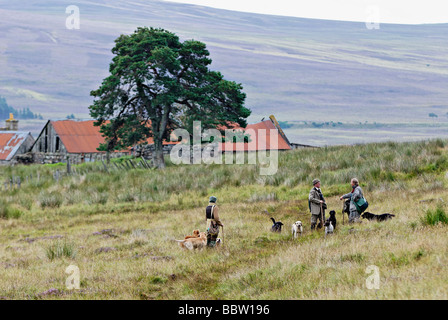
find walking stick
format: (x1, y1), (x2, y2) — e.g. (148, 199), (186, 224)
(221, 225), (224, 247)
(320, 202), (324, 231)
(342, 201), (345, 225)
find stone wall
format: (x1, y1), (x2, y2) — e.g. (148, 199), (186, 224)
(24, 152), (130, 165)
(132, 144), (177, 159)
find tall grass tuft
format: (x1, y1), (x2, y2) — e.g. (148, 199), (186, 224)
(39, 191), (63, 208)
(422, 206), (448, 226)
(45, 240), (77, 260)
(0, 200), (23, 219)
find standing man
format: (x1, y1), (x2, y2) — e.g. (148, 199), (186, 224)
(309, 179), (327, 230)
(340, 178), (364, 223)
(205, 196), (223, 247)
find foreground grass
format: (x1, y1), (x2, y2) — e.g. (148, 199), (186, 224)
(0, 139), (447, 299)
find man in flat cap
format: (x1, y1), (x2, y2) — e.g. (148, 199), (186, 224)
(309, 179), (327, 230)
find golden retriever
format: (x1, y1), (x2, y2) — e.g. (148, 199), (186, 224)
(184, 229), (200, 240)
(175, 232), (207, 250)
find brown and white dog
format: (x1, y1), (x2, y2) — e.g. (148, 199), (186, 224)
(292, 221), (303, 238)
(175, 232), (207, 250)
(184, 229), (200, 240)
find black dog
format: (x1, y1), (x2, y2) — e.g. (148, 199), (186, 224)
(328, 210), (337, 230)
(342, 199), (350, 219)
(361, 212), (395, 222)
(270, 217), (284, 232)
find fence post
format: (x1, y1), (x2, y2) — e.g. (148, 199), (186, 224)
(67, 155), (71, 175)
(102, 159), (109, 173)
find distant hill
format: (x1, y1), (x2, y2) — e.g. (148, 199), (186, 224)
(1, 0), (448, 143)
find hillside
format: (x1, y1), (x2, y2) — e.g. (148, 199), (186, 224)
(1, 0), (448, 145)
(0, 139), (447, 299)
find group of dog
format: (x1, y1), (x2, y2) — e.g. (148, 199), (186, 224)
(175, 209), (395, 250)
(175, 230), (222, 250)
(271, 210), (395, 238)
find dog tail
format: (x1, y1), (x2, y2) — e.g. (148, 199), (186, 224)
(174, 239), (185, 243)
(270, 217), (276, 224)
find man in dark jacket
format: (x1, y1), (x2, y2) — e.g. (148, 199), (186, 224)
(309, 179), (327, 230)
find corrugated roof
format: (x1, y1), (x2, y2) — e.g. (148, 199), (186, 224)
(49, 118), (290, 154)
(51, 120), (177, 154)
(218, 120), (291, 152)
(0, 131), (32, 161)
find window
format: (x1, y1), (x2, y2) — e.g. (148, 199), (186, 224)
(55, 137), (60, 152)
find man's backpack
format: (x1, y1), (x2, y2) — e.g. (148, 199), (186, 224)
(206, 205), (215, 220)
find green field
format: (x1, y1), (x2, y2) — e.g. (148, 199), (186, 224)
(1, 139), (447, 299)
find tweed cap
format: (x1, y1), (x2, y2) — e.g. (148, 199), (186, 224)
(312, 179), (321, 186)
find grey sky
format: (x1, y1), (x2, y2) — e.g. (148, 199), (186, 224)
(164, 0), (448, 24)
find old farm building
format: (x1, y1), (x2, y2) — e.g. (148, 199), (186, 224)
(31, 119), (180, 164)
(217, 115), (314, 152)
(31, 120), (131, 163)
(23, 115), (307, 165)
(0, 131), (35, 164)
(218, 116), (292, 152)
(0, 114), (34, 164)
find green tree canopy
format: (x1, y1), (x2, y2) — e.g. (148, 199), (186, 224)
(90, 27), (251, 168)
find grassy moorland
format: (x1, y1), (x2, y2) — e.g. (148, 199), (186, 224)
(0, 139), (447, 299)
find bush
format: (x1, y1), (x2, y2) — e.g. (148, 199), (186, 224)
(422, 206), (448, 226)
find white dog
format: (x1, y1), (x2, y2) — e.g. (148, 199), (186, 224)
(324, 220), (334, 237)
(292, 221), (303, 238)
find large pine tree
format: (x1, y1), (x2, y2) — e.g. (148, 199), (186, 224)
(90, 27), (251, 168)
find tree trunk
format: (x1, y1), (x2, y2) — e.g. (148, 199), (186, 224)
(153, 138), (166, 169)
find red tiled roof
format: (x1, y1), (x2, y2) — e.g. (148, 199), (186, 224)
(51, 120), (177, 154)
(0, 132), (31, 161)
(218, 120), (291, 152)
